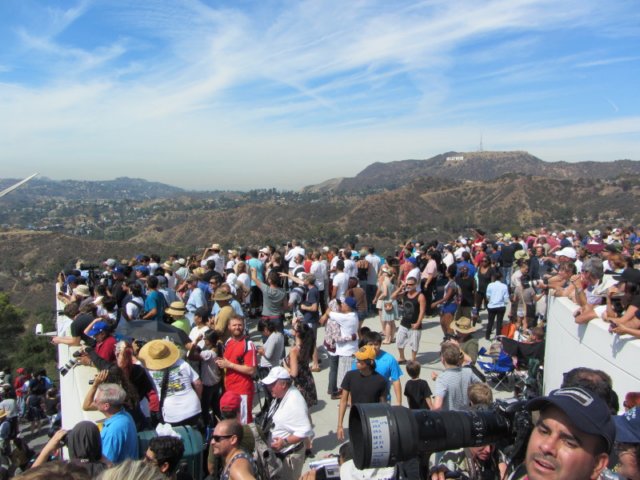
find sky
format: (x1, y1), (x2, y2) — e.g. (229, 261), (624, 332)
(0, 0), (639, 190)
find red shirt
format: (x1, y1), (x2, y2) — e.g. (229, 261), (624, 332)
(223, 336), (257, 395)
(95, 335), (117, 363)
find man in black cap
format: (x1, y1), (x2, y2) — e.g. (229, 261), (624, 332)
(513, 386), (615, 480)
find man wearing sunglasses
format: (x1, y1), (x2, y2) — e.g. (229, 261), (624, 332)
(210, 419), (256, 480)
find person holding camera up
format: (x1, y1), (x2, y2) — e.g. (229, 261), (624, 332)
(510, 387), (615, 480)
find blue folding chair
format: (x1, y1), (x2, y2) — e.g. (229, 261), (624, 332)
(477, 348), (516, 390)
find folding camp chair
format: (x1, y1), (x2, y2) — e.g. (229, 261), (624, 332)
(477, 346), (517, 390)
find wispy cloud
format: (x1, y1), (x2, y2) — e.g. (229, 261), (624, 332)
(0, 0), (638, 187)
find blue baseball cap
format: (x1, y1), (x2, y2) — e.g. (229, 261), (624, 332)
(527, 387), (616, 452)
(88, 321), (109, 337)
(113, 266), (126, 275)
(64, 274), (78, 286)
(344, 297), (357, 310)
(134, 265), (150, 275)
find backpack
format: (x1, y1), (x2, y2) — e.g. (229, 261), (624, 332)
(121, 297), (144, 321)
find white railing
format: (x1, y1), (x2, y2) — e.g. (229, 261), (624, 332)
(544, 295), (640, 409)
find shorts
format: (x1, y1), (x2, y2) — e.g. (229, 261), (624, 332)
(440, 303), (457, 314)
(396, 325), (421, 352)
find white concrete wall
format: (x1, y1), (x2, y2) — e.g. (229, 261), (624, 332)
(56, 294), (103, 430)
(544, 295), (640, 410)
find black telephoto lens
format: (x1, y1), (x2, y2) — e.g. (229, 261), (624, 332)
(350, 403), (513, 470)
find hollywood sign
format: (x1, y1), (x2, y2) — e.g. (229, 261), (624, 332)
(445, 156), (464, 162)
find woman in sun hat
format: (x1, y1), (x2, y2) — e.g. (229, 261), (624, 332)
(137, 339), (202, 427)
(165, 301), (190, 335)
(450, 316), (480, 365)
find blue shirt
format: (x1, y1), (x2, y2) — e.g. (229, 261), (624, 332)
(212, 299), (244, 318)
(247, 258), (264, 287)
(456, 260), (476, 278)
(144, 290), (165, 321)
(486, 280), (509, 309)
(101, 409), (138, 464)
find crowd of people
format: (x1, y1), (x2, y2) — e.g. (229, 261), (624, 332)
(0, 226), (638, 479)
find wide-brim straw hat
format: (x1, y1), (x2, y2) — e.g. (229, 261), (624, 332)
(165, 301), (187, 317)
(450, 316), (478, 334)
(213, 291), (232, 302)
(137, 339), (180, 370)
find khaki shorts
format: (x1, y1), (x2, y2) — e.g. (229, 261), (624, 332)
(396, 325), (421, 352)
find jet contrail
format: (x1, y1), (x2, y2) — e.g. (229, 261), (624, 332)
(0, 173), (38, 198)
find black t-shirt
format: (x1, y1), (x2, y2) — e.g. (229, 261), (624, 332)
(404, 379), (432, 410)
(70, 313), (95, 346)
(341, 370), (387, 405)
(110, 279), (127, 308)
(500, 244), (518, 267)
(457, 276), (475, 306)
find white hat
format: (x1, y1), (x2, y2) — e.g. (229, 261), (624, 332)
(103, 258), (117, 267)
(259, 247), (270, 254)
(260, 366), (291, 385)
(177, 258), (186, 266)
(554, 247), (577, 260)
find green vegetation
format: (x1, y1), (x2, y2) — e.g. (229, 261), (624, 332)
(0, 294), (56, 375)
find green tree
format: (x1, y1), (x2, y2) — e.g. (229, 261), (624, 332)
(0, 293), (27, 367)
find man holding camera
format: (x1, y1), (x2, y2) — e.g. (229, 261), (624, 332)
(429, 387), (614, 480)
(261, 366), (313, 480)
(513, 386), (614, 480)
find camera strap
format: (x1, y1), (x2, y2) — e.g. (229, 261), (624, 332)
(159, 367), (171, 421)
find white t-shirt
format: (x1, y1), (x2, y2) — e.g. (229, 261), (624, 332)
(365, 254), (381, 283)
(199, 349), (221, 386)
(237, 273), (251, 304)
(330, 311), (359, 356)
(189, 325), (210, 349)
(310, 260), (327, 291)
(149, 360), (201, 423)
(285, 246), (306, 271)
(270, 386), (313, 446)
(343, 259), (357, 279)
(332, 272), (349, 301)
(443, 252), (455, 268)
(329, 256), (340, 279)
(406, 267), (422, 292)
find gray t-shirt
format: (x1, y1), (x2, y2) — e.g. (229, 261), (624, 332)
(260, 332), (285, 368)
(259, 284), (286, 316)
(434, 367), (481, 411)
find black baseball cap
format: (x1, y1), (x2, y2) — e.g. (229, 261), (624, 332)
(527, 387), (616, 452)
(613, 268), (640, 285)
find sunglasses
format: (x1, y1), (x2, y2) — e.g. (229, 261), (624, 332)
(211, 434), (233, 442)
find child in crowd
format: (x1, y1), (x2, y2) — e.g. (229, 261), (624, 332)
(403, 361), (433, 410)
(468, 382), (493, 408)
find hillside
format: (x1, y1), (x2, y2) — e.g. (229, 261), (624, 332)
(303, 151), (640, 192)
(2, 152), (640, 321)
(0, 176), (185, 202)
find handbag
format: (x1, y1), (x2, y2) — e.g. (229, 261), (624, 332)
(384, 301), (394, 313)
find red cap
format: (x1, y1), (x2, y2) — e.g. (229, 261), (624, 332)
(219, 391), (241, 411)
(16, 368), (25, 374)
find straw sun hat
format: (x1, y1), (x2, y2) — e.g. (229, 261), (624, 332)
(137, 339), (180, 370)
(165, 301), (187, 317)
(450, 317), (478, 334)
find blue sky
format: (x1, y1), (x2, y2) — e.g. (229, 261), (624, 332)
(0, 0), (639, 190)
